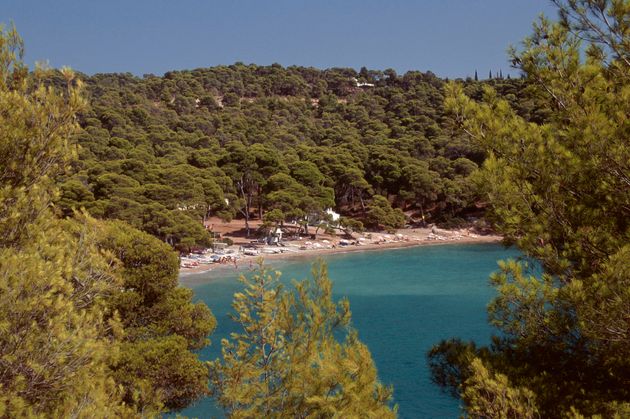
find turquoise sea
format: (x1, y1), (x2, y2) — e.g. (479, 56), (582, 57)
(178, 243), (520, 418)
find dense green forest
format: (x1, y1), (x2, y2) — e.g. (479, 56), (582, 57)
(55, 62), (544, 249)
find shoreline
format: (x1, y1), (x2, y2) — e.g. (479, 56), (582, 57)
(178, 232), (503, 283)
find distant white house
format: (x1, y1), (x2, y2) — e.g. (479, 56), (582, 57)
(351, 77), (375, 88)
(306, 208), (340, 226)
(325, 208), (340, 223)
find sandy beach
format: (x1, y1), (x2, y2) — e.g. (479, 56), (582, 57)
(179, 226), (503, 281)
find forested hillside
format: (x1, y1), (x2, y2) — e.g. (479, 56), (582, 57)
(55, 65), (542, 249)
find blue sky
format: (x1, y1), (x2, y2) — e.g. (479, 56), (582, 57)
(2, 0), (556, 78)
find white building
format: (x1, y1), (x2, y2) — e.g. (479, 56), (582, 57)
(325, 208), (340, 223)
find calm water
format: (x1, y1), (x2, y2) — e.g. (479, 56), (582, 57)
(177, 243), (520, 418)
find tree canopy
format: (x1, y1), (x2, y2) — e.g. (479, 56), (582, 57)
(209, 261), (396, 417)
(0, 26), (215, 416)
(428, 1), (630, 416)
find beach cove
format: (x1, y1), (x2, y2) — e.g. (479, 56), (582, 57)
(178, 242), (521, 418)
(179, 226), (502, 278)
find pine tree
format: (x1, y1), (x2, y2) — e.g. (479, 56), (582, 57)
(99, 219), (216, 411)
(0, 25), (216, 416)
(474, 69), (478, 81)
(209, 261), (396, 417)
(429, 1), (630, 416)
(0, 25), (132, 416)
(462, 359), (538, 418)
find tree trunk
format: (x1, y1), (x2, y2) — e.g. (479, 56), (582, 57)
(359, 192), (366, 214)
(257, 185), (263, 220)
(347, 187), (354, 210)
(238, 179), (252, 237)
(245, 193), (252, 237)
(420, 204), (426, 226)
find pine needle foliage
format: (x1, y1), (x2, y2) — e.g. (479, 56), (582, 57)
(429, 1), (630, 417)
(0, 25), (216, 417)
(0, 24), (133, 416)
(209, 260), (396, 418)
